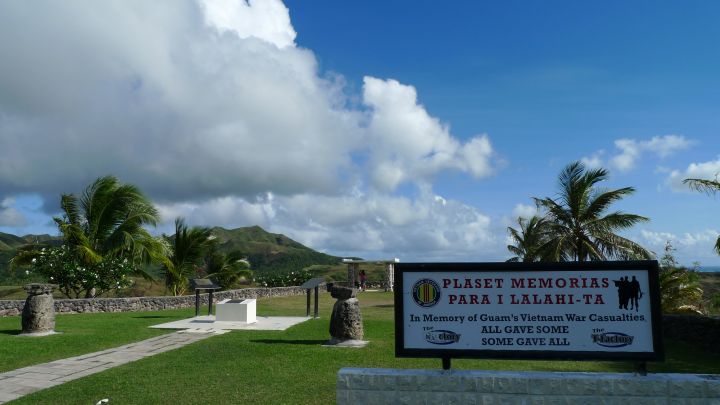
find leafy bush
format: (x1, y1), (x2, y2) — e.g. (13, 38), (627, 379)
(27, 246), (134, 298)
(254, 269), (313, 287)
(659, 241), (705, 314)
(206, 253), (253, 290)
(711, 293), (720, 310)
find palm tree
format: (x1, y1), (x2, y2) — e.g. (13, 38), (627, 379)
(205, 248), (253, 289)
(162, 217), (214, 296)
(534, 161), (651, 261)
(683, 176), (720, 255)
(506, 215), (550, 262)
(47, 176), (167, 297)
(54, 176), (166, 265)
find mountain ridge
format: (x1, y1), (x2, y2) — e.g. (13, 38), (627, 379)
(0, 226), (341, 283)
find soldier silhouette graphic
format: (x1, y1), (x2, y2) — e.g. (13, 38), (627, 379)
(613, 275), (643, 312)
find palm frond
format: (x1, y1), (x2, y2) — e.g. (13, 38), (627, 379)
(592, 212), (649, 230)
(60, 194), (81, 225)
(582, 187), (636, 222)
(683, 177), (720, 195)
(532, 161), (647, 262)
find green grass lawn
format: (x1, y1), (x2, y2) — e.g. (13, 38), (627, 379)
(0, 309), (194, 373)
(3, 291), (720, 404)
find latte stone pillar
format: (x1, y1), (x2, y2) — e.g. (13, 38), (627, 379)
(327, 284), (367, 347)
(21, 283), (58, 335)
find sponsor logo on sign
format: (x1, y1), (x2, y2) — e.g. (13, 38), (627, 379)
(412, 278), (441, 308)
(591, 331), (634, 347)
(425, 330), (461, 345)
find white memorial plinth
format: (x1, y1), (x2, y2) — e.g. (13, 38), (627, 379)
(215, 298), (256, 323)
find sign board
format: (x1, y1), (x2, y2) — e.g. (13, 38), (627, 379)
(189, 278), (220, 290)
(299, 277), (325, 289)
(394, 261), (663, 362)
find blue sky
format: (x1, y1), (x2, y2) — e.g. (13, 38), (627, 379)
(1, 0), (719, 265)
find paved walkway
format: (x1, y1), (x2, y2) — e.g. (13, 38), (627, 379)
(0, 329), (226, 404)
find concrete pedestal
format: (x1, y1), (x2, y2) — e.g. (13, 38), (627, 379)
(216, 298), (256, 323)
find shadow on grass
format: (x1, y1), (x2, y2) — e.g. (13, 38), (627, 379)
(0, 329), (21, 336)
(371, 304), (394, 308)
(250, 339), (327, 345)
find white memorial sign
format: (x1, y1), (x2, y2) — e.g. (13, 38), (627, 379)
(395, 261), (663, 361)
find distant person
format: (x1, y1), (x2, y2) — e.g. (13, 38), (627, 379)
(630, 276), (642, 312)
(359, 270), (367, 291)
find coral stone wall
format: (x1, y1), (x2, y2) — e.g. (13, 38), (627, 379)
(0, 286), (313, 317)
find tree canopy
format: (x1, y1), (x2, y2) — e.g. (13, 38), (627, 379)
(14, 176), (166, 298)
(507, 161), (651, 262)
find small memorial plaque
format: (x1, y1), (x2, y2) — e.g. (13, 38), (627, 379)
(190, 278), (220, 290)
(300, 277), (325, 289)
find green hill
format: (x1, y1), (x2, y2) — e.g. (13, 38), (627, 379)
(209, 226), (341, 273)
(0, 232), (27, 250)
(0, 226), (341, 284)
(0, 232), (63, 284)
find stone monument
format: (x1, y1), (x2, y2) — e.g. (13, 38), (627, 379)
(327, 283), (365, 346)
(21, 283), (58, 335)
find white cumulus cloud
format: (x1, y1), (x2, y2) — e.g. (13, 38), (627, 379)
(580, 150), (605, 169)
(640, 229), (720, 265)
(156, 188), (500, 260)
(199, 0), (296, 48)
(511, 203), (538, 220)
(363, 77), (496, 191)
(0, 0), (363, 203)
(0, 0), (506, 258)
(0, 1), (500, 203)
(582, 135), (693, 173)
(666, 157), (720, 192)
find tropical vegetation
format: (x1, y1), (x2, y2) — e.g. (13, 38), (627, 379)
(17, 245), (136, 299)
(504, 162), (716, 313)
(161, 217), (214, 296)
(508, 161), (651, 262)
(204, 245), (253, 289)
(658, 241), (704, 314)
(506, 215), (550, 262)
(12, 176), (167, 298)
(254, 268), (314, 288)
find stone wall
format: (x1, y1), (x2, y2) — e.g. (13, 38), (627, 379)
(337, 368), (720, 404)
(0, 286), (314, 317)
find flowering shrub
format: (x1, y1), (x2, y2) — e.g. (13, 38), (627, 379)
(254, 269), (313, 288)
(28, 246), (135, 298)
